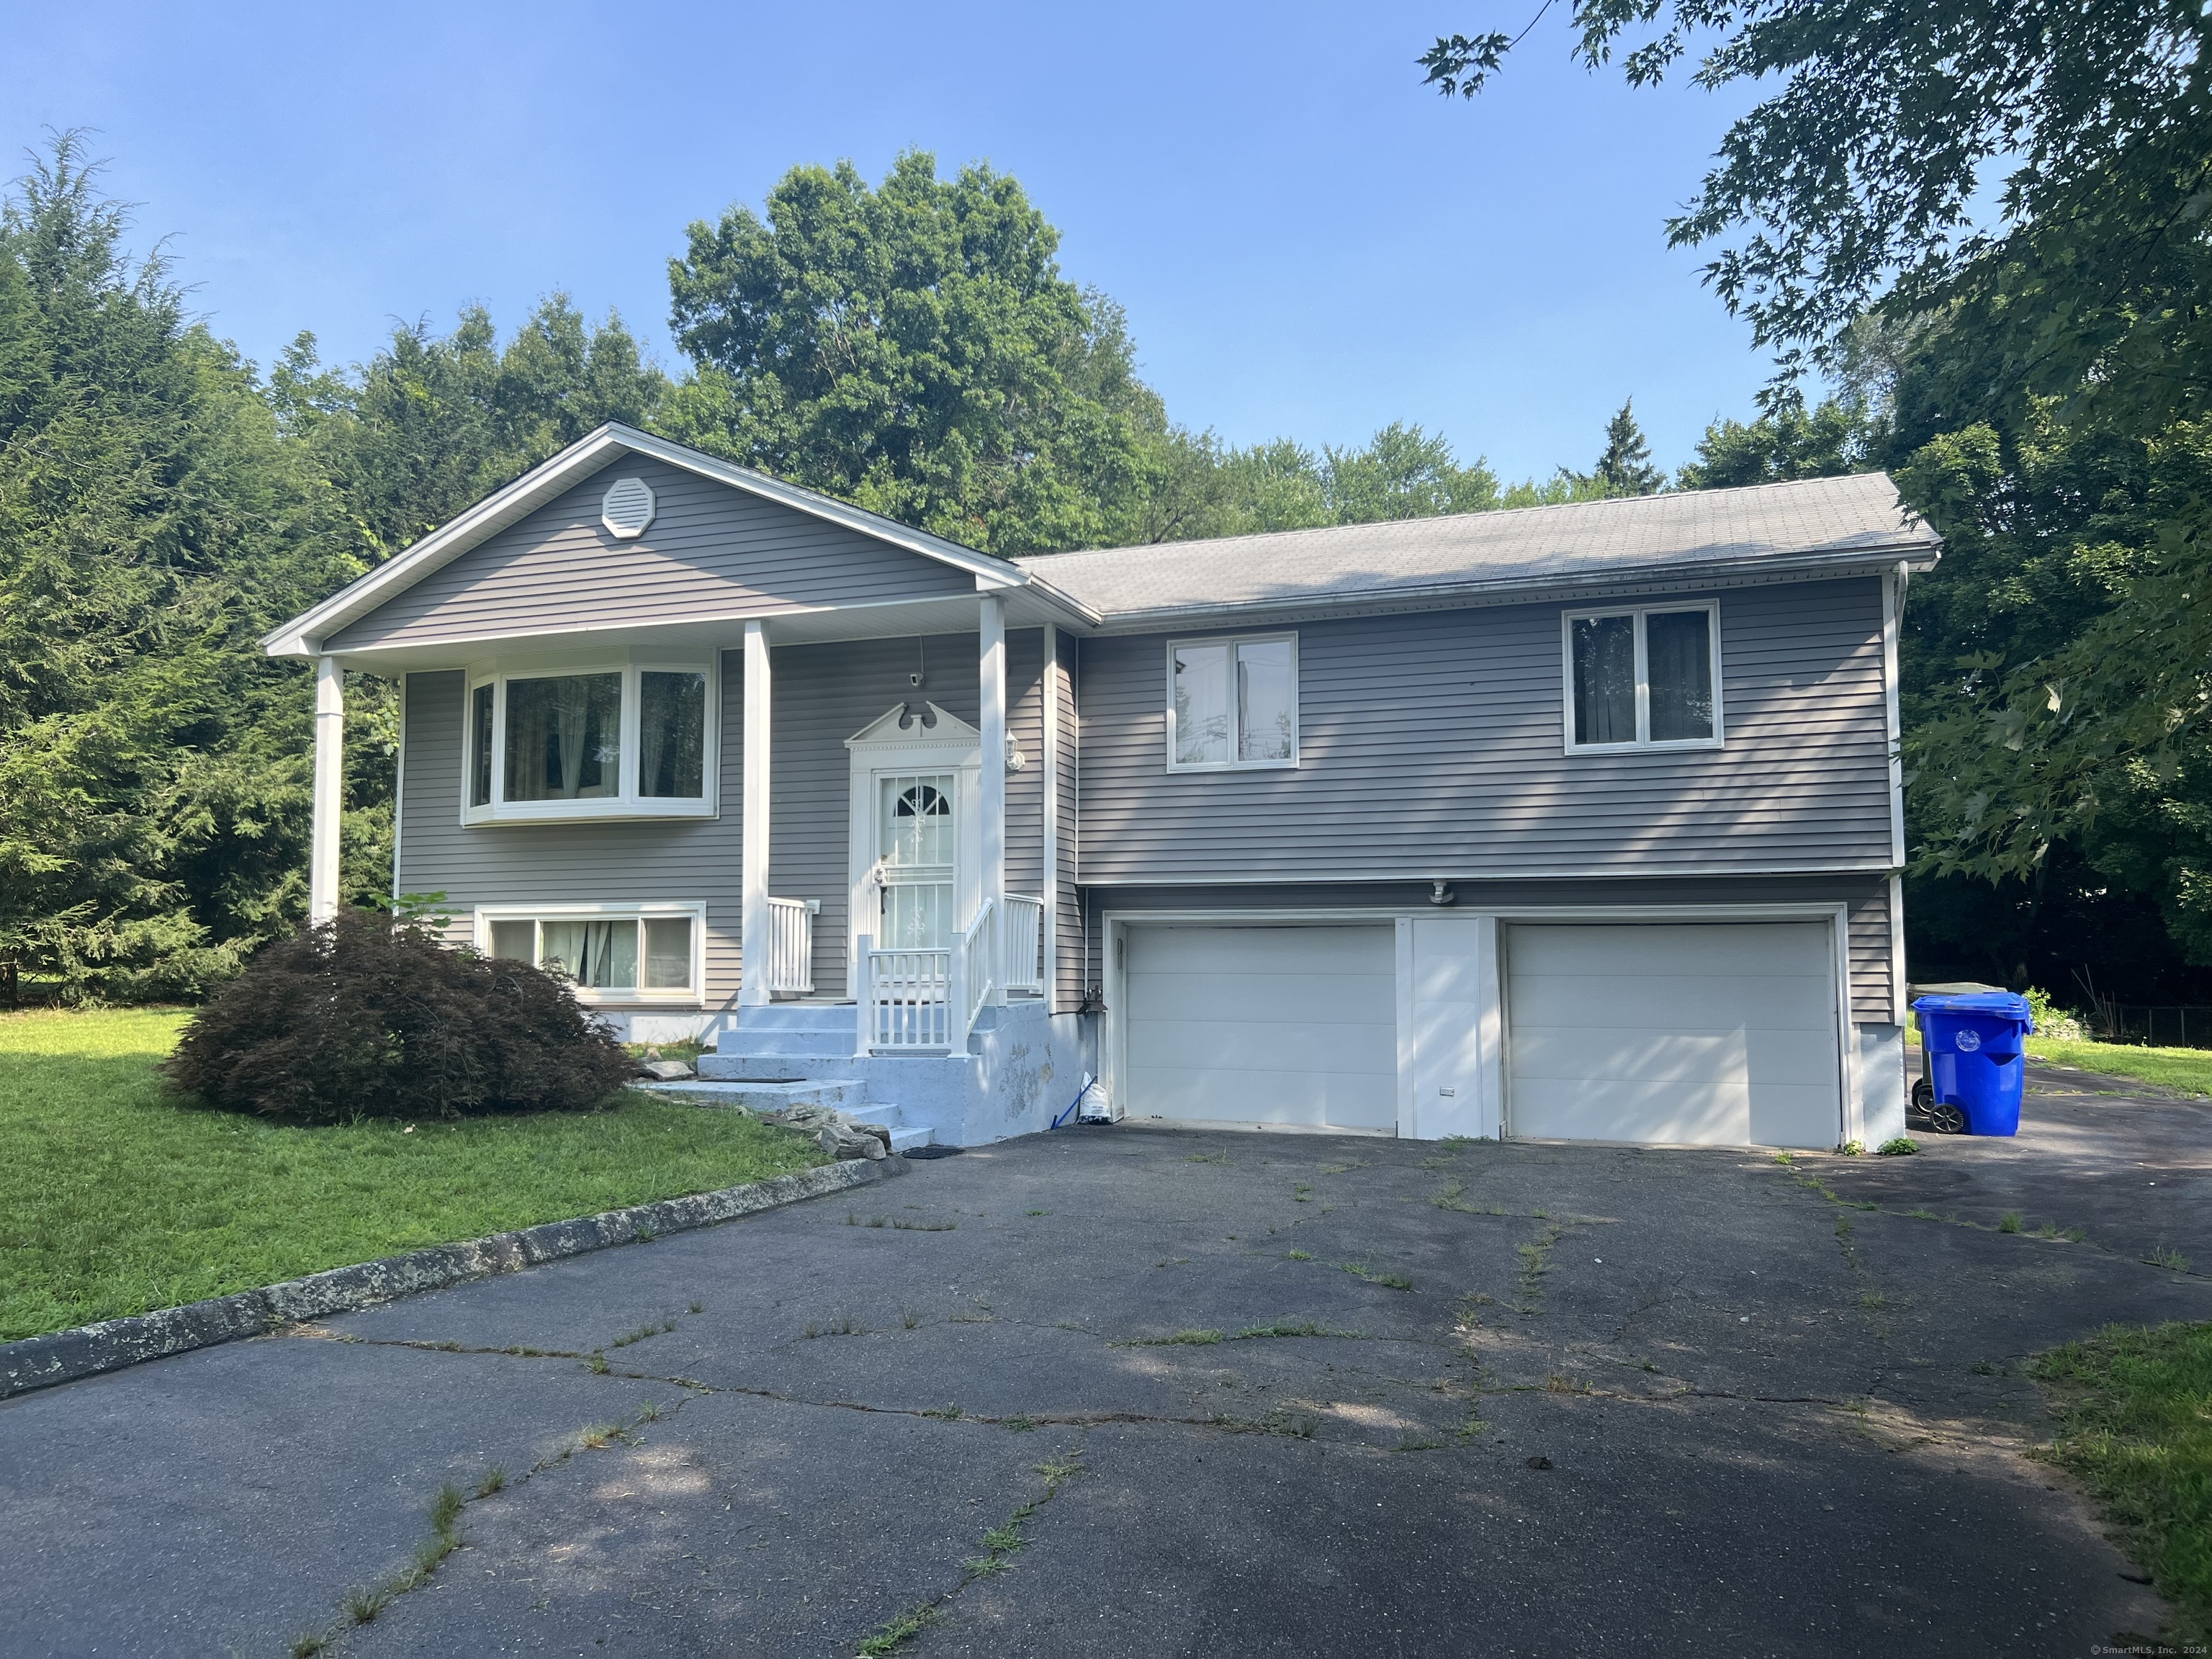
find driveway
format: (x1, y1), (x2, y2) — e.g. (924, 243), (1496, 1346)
(4, 1063), (2208, 1658)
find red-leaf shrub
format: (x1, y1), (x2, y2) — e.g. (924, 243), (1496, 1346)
(163, 909), (637, 1122)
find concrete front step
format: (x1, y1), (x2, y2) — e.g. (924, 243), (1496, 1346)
(720, 1002), (858, 1033)
(709, 1031), (866, 1061)
(637, 1078), (862, 1112)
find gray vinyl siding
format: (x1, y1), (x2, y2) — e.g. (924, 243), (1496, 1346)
(1085, 875), (1895, 1025)
(1053, 631), (1083, 1010)
(763, 630), (1046, 999)
(1076, 577), (1894, 884)
(398, 667), (747, 1006)
(331, 457), (976, 653)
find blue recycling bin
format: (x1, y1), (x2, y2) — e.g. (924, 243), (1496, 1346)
(1912, 991), (2034, 1136)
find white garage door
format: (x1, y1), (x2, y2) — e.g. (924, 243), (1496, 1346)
(1123, 925), (1397, 1129)
(1506, 922), (1840, 1148)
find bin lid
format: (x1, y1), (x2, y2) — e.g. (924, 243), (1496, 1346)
(1912, 990), (2032, 1021)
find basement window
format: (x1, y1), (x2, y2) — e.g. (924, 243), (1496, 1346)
(477, 907), (702, 1000)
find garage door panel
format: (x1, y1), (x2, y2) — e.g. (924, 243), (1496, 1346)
(1124, 925), (1398, 1130)
(1507, 922), (1840, 1149)
(1130, 1020), (1396, 1075)
(1510, 1025), (1747, 1086)
(1125, 971), (1393, 1028)
(1509, 972), (1833, 1031)
(1510, 1079), (1751, 1146)
(1128, 927), (1393, 978)
(1514, 923), (1830, 977)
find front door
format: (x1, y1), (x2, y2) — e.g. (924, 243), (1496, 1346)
(877, 773), (957, 950)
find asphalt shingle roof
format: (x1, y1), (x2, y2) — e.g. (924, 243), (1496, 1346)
(1016, 472), (1935, 623)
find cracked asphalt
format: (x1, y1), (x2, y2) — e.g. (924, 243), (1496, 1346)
(4, 1060), (2208, 1658)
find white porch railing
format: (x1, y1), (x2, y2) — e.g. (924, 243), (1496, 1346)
(1002, 894), (1045, 996)
(961, 900), (997, 1034)
(857, 894), (1046, 1053)
(763, 896), (818, 994)
(862, 942), (952, 1048)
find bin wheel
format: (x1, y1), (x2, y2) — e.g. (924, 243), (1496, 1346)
(1925, 1099), (1967, 1136)
(1911, 1078), (1933, 1113)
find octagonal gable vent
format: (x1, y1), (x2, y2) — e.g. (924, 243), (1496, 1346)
(601, 476), (656, 539)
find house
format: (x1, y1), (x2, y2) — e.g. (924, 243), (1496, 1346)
(266, 424), (1938, 1152)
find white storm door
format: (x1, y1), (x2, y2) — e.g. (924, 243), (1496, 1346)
(1505, 922), (1840, 1148)
(877, 773), (957, 950)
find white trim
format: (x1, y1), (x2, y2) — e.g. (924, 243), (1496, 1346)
(1393, 917), (1416, 1138)
(1164, 631), (1300, 773)
(460, 652), (719, 826)
(1560, 600), (1725, 754)
(264, 423), (1027, 658)
(1041, 623), (1061, 1016)
(1883, 563), (1907, 869)
(391, 673), (408, 909)
(1888, 872), (1908, 1026)
(1079, 861), (1900, 886)
(310, 657), (343, 923)
(740, 621), (772, 1007)
(472, 901), (708, 1006)
(981, 596), (1008, 1007)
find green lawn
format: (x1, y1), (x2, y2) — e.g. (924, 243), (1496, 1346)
(0, 1007), (827, 1342)
(2026, 1035), (2212, 1097)
(2036, 1322), (2212, 1642)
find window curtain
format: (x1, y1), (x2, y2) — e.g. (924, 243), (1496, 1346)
(639, 672), (706, 798)
(1645, 611), (1714, 741)
(505, 675), (620, 801)
(539, 920), (638, 988)
(1572, 616), (1636, 745)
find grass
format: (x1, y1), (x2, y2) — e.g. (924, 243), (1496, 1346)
(2034, 1322), (2212, 1642)
(2025, 1034), (2212, 1097)
(0, 1007), (830, 1341)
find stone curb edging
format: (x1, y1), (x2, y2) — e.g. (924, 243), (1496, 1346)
(0, 1155), (907, 1402)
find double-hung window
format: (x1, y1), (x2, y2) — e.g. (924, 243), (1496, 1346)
(1562, 602), (1722, 752)
(464, 658), (715, 822)
(477, 905), (703, 1002)
(1166, 634), (1298, 771)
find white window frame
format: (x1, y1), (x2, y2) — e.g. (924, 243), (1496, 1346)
(1164, 631), (1300, 773)
(472, 902), (707, 1005)
(462, 651), (719, 824)
(1560, 601), (1725, 755)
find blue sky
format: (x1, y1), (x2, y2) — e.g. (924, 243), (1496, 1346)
(2, 0), (1771, 482)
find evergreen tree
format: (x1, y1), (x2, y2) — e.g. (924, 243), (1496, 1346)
(1591, 400), (1664, 495)
(1676, 396), (1884, 490)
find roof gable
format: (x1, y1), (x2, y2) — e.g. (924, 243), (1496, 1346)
(267, 425), (1020, 657)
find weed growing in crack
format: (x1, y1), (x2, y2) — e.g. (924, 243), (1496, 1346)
(428, 1483), (464, 1535)
(578, 1423), (629, 1450)
(1286, 1248), (1313, 1261)
(1339, 1261), (1413, 1291)
(1215, 1408), (1317, 1439)
(922, 1403), (965, 1420)
(341, 1584), (390, 1624)
(1858, 1290), (1889, 1308)
(1395, 1432), (1446, 1452)
(473, 1466), (506, 1498)
(1544, 1373), (1591, 1395)
(1237, 1320), (1362, 1341)
(584, 1352), (610, 1375)
(895, 1218), (956, 1231)
(804, 1315), (866, 1339)
(902, 1309), (921, 1330)
(2146, 1244), (2193, 1272)
(1419, 1154), (1457, 1171)
(1293, 1182), (1313, 1202)
(1004, 1415), (1036, 1432)
(608, 1321), (677, 1349)
(635, 1401), (665, 1424)
(855, 1605), (937, 1655)
(1112, 1328), (1223, 1347)
(633, 1227), (657, 1243)
(288, 1631), (331, 1657)
(1514, 1221), (1567, 1312)
(687, 1300), (705, 1314)
(1185, 1151), (1230, 1165)
(2000, 1211), (2023, 1234)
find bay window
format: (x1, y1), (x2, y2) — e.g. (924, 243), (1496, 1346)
(463, 659), (716, 822)
(477, 907), (703, 1001)
(1167, 633), (1298, 771)
(1563, 602), (1722, 752)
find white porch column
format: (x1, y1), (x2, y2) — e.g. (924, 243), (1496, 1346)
(309, 655), (343, 924)
(979, 595), (1007, 1007)
(739, 619), (773, 1007)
